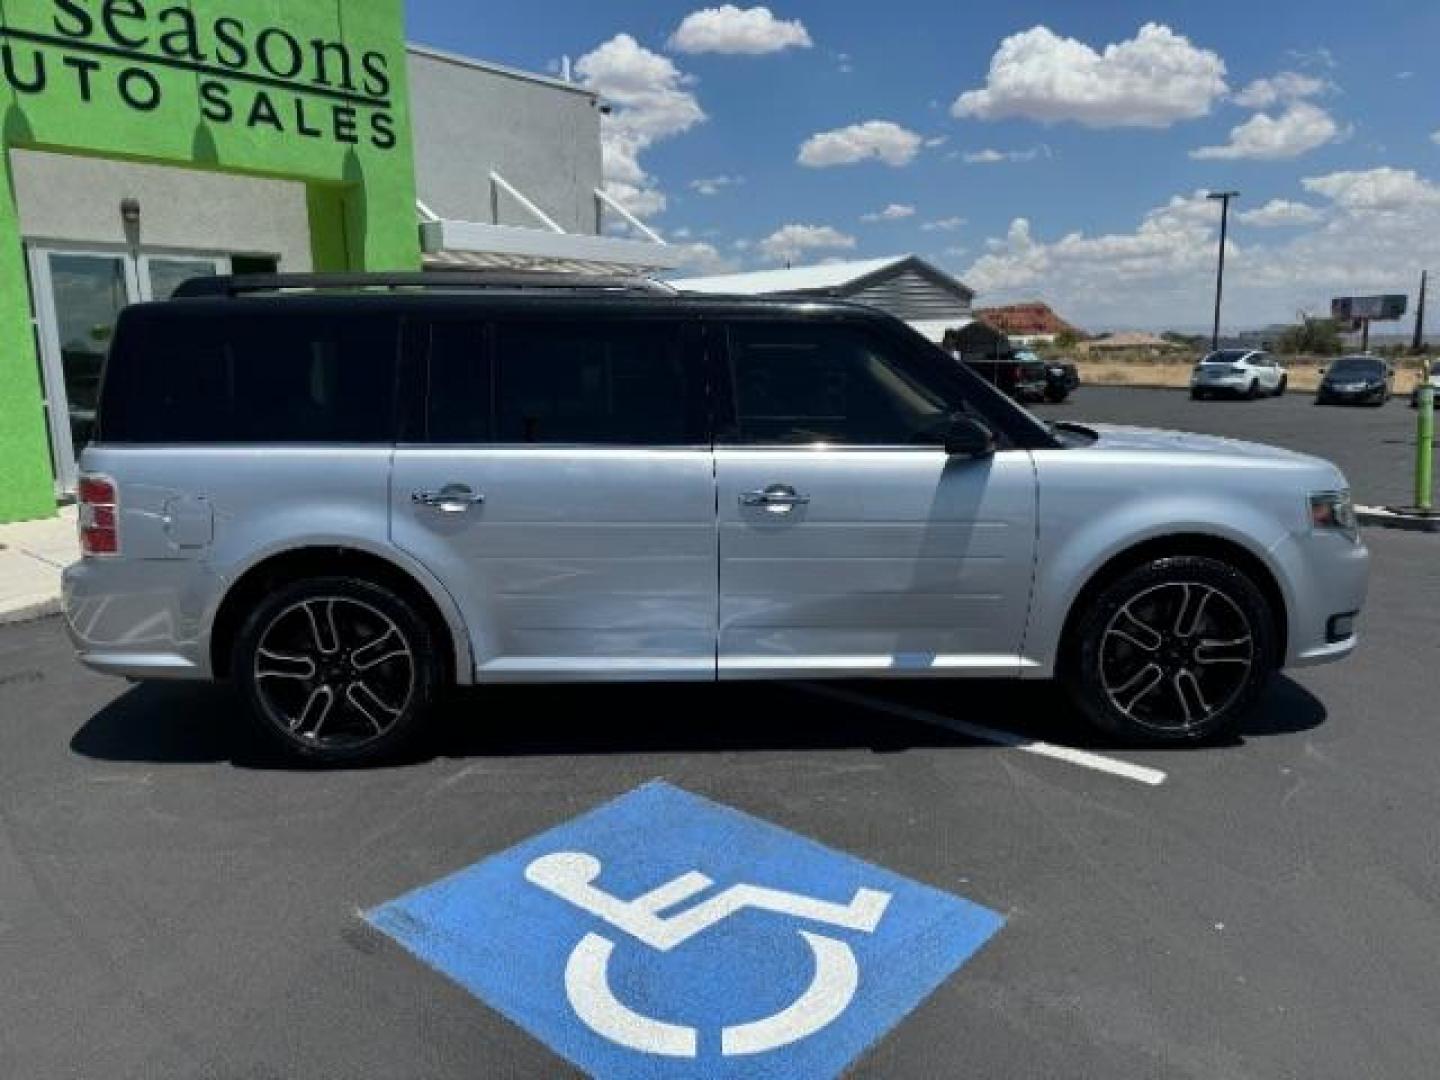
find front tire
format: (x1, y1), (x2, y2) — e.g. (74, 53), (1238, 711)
(1066, 556), (1277, 743)
(233, 576), (441, 765)
(1274, 376), (1288, 397)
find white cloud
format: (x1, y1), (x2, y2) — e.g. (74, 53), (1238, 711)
(1191, 102), (1343, 160)
(758, 223), (856, 263)
(690, 174), (744, 195)
(961, 168), (1440, 327)
(1233, 70), (1330, 108)
(962, 144), (1050, 164)
(670, 241), (741, 275)
(1238, 167), (1440, 300)
(1432, 130), (1440, 145)
(921, 216), (965, 232)
(576, 34), (706, 218)
(952, 23), (1227, 128)
(1237, 199), (1324, 227)
(669, 6), (812, 54)
(960, 192), (1229, 323)
(861, 203), (916, 223)
(1301, 166), (1440, 212)
(798, 120), (924, 167)
(1285, 47), (1336, 71)
(924, 135), (949, 148)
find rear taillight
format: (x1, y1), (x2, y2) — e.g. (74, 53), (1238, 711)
(78, 475), (119, 557)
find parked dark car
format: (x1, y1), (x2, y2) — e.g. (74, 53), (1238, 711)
(1316, 355), (1393, 406)
(1044, 360), (1080, 403)
(963, 351), (1049, 402)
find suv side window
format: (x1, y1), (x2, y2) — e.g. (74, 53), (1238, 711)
(723, 321), (956, 446)
(420, 319), (493, 443)
(492, 319), (704, 445)
(100, 305), (398, 444)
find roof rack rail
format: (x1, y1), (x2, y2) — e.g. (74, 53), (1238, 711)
(172, 271), (678, 300)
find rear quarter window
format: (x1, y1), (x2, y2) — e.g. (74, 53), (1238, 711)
(98, 304), (399, 444)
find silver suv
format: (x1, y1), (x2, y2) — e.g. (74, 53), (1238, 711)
(64, 274), (1369, 764)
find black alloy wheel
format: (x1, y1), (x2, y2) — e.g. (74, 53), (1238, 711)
(234, 577), (441, 765)
(1068, 556), (1276, 742)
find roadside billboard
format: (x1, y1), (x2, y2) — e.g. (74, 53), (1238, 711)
(1331, 295), (1408, 324)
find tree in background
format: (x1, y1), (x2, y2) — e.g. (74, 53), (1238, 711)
(1276, 318), (1342, 356)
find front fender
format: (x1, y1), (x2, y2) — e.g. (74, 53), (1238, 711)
(1022, 487), (1294, 679)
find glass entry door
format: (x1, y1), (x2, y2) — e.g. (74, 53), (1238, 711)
(28, 246), (226, 492)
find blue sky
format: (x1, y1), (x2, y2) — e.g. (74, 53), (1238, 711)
(408, 2), (1440, 330)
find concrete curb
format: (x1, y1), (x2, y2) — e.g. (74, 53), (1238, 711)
(1076, 383), (1189, 393)
(1357, 506), (1440, 534)
(0, 597), (62, 627)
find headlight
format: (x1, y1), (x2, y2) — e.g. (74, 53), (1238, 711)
(1310, 490), (1359, 541)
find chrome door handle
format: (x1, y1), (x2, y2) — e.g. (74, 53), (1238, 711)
(739, 484), (810, 513)
(412, 484), (484, 513)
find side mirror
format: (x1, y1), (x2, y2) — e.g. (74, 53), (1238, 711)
(943, 415), (997, 458)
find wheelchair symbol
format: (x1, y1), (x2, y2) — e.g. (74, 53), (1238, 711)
(525, 852), (892, 1059)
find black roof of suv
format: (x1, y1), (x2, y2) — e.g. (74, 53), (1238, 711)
(146, 272), (1056, 449)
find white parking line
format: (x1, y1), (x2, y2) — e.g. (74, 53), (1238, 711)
(792, 684), (1168, 787)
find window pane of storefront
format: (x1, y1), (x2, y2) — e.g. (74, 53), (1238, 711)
(46, 254), (130, 463)
(146, 258), (220, 302)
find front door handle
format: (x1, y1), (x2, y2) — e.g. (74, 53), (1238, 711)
(412, 483), (485, 514)
(739, 484), (810, 514)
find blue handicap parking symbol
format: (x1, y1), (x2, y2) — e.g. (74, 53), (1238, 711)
(367, 781), (1004, 1078)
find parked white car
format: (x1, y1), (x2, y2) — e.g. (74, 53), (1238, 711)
(1191, 350), (1288, 400)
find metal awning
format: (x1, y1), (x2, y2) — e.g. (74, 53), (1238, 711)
(418, 173), (682, 274)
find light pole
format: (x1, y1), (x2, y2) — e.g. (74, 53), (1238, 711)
(1207, 191), (1239, 352)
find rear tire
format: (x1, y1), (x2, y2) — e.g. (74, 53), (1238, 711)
(1247, 380), (1261, 400)
(1065, 556), (1277, 744)
(233, 576), (441, 766)
(1190, 389), (1206, 401)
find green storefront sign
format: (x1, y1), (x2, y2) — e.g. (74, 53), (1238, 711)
(1, 0), (421, 522)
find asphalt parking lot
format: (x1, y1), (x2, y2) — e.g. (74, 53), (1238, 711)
(2, 515), (1438, 1078)
(1031, 385), (1432, 509)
